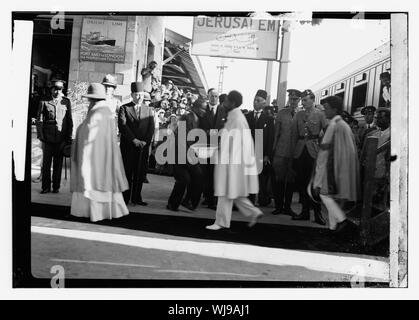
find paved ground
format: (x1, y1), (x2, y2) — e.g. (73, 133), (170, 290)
(30, 140), (389, 284)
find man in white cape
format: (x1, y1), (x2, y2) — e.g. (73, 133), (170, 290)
(311, 95), (360, 233)
(206, 90), (263, 230)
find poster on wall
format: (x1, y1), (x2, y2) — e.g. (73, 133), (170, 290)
(80, 18), (127, 63)
(191, 17), (281, 60)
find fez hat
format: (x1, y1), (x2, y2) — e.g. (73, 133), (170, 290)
(301, 89), (315, 98)
(82, 83), (107, 100)
(102, 74), (117, 87)
(131, 82), (144, 93)
(287, 89), (302, 97)
(255, 89), (268, 100)
(143, 92), (151, 101)
(361, 105), (377, 115)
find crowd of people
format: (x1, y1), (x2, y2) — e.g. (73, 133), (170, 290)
(35, 71), (391, 236)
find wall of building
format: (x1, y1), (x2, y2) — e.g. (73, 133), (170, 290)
(67, 15), (164, 104)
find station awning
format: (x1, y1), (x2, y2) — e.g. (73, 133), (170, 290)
(163, 29), (208, 97)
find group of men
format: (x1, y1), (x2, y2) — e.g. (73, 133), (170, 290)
(37, 76), (390, 233)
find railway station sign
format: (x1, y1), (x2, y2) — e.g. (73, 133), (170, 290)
(191, 17), (281, 61)
(80, 18), (127, 63)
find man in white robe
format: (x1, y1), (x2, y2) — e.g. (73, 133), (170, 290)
(312, 95), (360, 233)
(206, 91), (263, 230)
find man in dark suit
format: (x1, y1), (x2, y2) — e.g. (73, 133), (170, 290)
(198, 88), (228, 209)
(37, 80), (73, 194)
(245, 89), (275, 207)
(118, 82), (155, 205)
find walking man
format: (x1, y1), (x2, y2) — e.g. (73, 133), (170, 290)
(118, 82), (155, 205)
(311, 95), (360, 233)
(206, 91), (263, 230)
(37, 80), (73, 194)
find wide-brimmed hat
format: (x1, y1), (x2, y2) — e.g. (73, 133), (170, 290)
(82, 83), (107, 100)
(101, 74), (117, 87)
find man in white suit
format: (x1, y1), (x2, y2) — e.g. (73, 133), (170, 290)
(206, 90), (263, 230)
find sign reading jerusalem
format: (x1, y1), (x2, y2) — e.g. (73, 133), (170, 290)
(191, 17), (281, 60)
(80, 18), (127, 63)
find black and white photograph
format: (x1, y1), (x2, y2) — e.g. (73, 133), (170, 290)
(5, 0), (416, 300)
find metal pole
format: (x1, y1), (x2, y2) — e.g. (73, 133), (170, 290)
(276, 21), (291, 110)
(265, 61), (274, 105)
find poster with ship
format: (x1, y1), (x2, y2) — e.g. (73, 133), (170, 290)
(80, 18), (127, 63)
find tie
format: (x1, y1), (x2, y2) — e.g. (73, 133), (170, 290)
(255, 111), (261, 121)
(135, 105), (140, 118)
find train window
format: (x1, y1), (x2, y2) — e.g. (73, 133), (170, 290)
(335, 83), (344, 91)
(355, 73), (367, 83)
(351, 83), (367, 113)
(321, 89), (328, 97)
(384, 61), (391, 71)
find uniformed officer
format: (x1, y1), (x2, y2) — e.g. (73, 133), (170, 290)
(271, 89), (301, 215)
(358, 105), (377, 149)
(37, 80), (73, 194)
(291, 89), (327, 224)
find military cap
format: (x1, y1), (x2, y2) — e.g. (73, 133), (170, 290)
(131, 82), (144, 93)
(301, 89), (315, 98)
(361, 105), (377, 115)
(255, 89), (268, 100)
(51, 80), (64, 89)
(287, 89), (302, 98)
(102, 74), (117, 87)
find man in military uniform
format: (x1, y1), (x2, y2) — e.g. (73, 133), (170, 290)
(245, 89), (275, 207)
(37, 80), (73, 194)
(358, 105), (377, 150)
(291, 89), (327, 224)
(271, 89), (301, 215)
(118, 82), (155, 205)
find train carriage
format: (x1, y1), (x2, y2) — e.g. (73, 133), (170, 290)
(311, 42), (390, 123)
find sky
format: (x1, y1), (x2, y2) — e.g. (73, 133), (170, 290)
(163, 16), (390, 109)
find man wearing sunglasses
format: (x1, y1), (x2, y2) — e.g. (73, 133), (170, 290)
(36, 80), (73, 194)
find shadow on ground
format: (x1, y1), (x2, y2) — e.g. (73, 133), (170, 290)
(31, 203), (389, 257)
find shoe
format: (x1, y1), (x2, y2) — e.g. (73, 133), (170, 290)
(166, 204), (179, 212)
(271, 208), (283, 215)
(181, 201), (195, 211)
(40, 189), (50, 194)
(314, 210), (326, 225)
(292, 211), (310, 221)
(205, 224), (224, 231)
(134, 200), (148, 206)
(52, 189), (59, 194)
(248, 213), (263, 227)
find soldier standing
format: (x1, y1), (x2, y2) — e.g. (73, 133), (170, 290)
(37, 80), (73, 194)
(291, 89), (327, 224)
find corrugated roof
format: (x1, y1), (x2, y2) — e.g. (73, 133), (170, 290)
(163, 28), (208, 97)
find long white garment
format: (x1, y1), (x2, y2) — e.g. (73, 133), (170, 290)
(319, 194), (346, 230)
(71, 190), (129, 222)
(215, 196), (262, 228)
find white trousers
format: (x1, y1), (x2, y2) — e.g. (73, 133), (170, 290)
(319, 194), (347, 230)
(215, 196), (262, 228)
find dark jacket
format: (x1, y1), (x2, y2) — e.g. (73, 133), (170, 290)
(199, 103), (228, 133)
(36, 96), (73, 144)
(246, 110), (275, 159)
(173, 111), (200, 165)
(118, 101), (155, 156)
